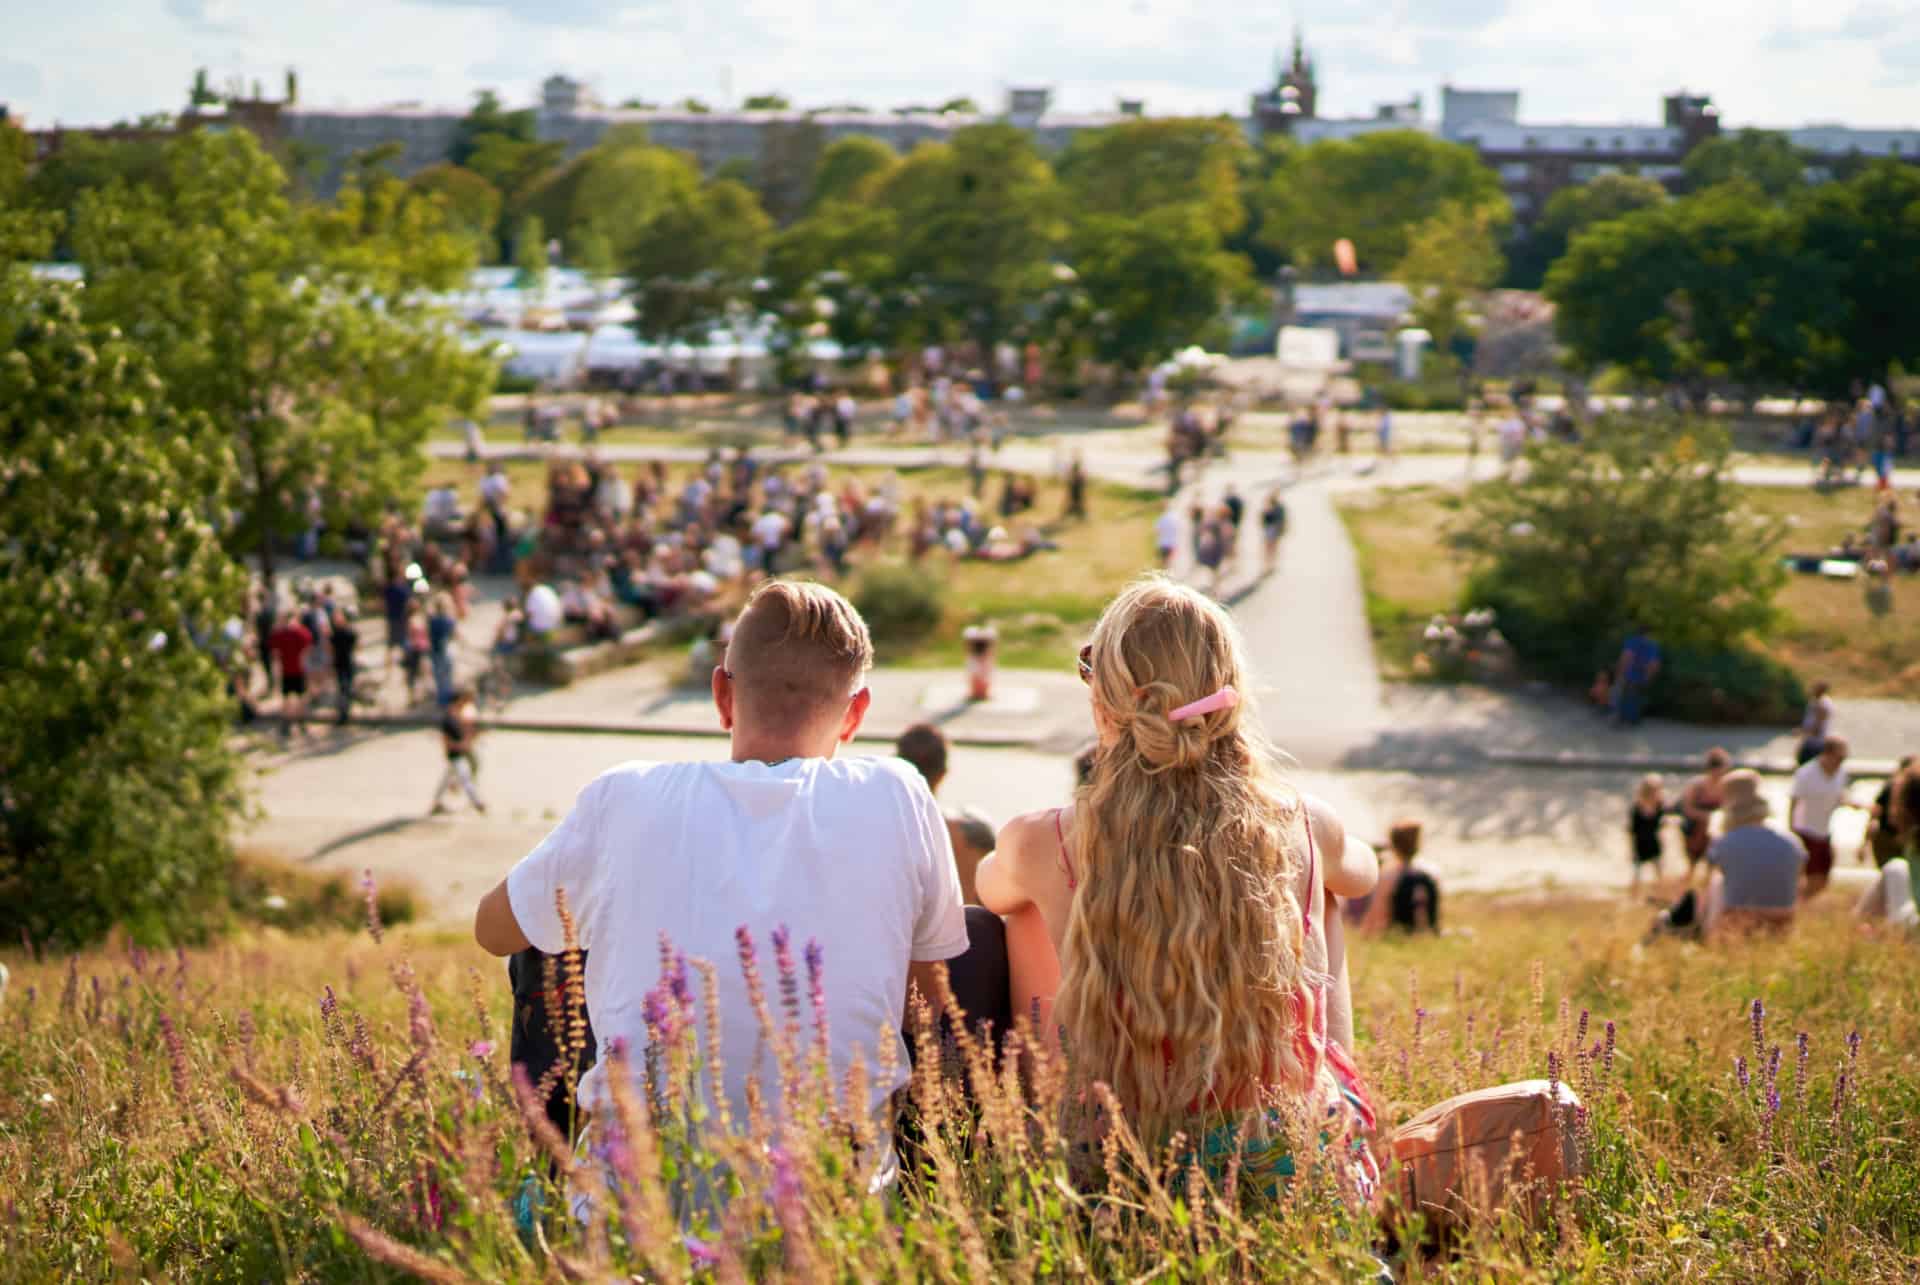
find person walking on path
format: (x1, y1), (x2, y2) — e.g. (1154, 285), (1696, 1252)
(1260, 489), (1288, 574)
(1610, 623), (1661, 726)
(1680, 747), (1733, 879)
(427, 592), (458, 709)
(1789, 737), (1854, 896)
(1796, 681), (1836, 765)
(330, 605), (360, 725)
(267, 611), (314, 742)
(430, 688), (486, 815)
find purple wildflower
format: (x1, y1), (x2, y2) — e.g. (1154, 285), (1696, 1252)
(1603, 1020), (1617, 1074)
(684, 1235), (720, 1269)
(1795, 1032), (1810, 1110)
(362, 869), (384, 944)
(805, 938), (829, 1047)
(157, 1010), (190, 1104)
(1735, 1054), (1750, 1093)
(469, 1040), (494, 1059)
(1846, 1030), (1861, 1065)
(1576, 1008), (1589, 1046)
(1750, 998), (1765, 1064)
(772, 924), (801, 1026)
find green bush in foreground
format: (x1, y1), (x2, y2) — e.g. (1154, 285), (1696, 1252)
(0, 259), (247, 949)
(2, 896), (1915, 1280)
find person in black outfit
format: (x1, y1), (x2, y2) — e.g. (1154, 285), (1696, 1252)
(1630, 773), (1670, 890)
(331, 607), (359, 724)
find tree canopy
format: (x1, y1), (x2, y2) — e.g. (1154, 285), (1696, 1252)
(71, 130), (493, 582)
(1545, 161), (1920, 396)
(1057, 117), (1249, 241)
(1683, 130), (1807, 199)
(808, 135), (900, 210)
(408, 162), (504, 257)
(1505, 171), (1667, 289)
(0, 246), (248, 947)
(629, 178), (774, 341)
(449, 89), (537, 169)
(1395, 201), (1506, 357)
(1260, 131), (1506, 271)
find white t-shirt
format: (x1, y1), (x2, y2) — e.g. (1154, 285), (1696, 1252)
(1789, 759), (1849, 838)
(479, 471), (510, 506)
(524, 584), (562, 633)
(751, 511), (788, 550)
(1155, 510), (1181, 552)
(506, 755), (966, 1140)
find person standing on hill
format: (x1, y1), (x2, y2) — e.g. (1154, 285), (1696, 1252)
(1796, 681), (1836, 765)
(267, 610), (314, 741)
(1789, 737), (1854, 896)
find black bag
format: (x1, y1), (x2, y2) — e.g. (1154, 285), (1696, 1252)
(508, 948), (597, 1141)
(1390, 869), (1441, 933)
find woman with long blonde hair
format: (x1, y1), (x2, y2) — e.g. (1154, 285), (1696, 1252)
(979, 577), (1379, 1182)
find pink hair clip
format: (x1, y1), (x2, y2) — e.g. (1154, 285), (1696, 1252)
(1169, 686), (1239, 722)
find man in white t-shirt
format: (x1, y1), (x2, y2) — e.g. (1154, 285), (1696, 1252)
(474, 581), (967, 1189)
(1789, 736), (1852, 896)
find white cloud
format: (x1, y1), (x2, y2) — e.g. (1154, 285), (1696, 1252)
(5, 0), (1916, 131)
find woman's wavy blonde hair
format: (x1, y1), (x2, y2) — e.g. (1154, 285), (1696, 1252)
(1054, 576), (1324, 1145)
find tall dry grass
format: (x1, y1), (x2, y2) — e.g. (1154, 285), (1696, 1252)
(1, 887), (1915, 1281)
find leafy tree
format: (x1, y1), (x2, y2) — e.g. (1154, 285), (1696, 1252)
(764, 198), (902, 353)
(465, 135), (566, 215)
(629, 179), (773, 341)
(574, 225), (615, 281)
(1792, 160), (1920, 393)
(1456, 416), (1792, 713)
(189, 67), (220, 107)
(937, 97), (981, 115)
(676, 97), (712, 114)
(449, 89), (536, 168)
(1683, 130), (1806, 199)
(742, 93), (792, 111)
(876, 126), (1064, 359)
(0, 245), (249, 947)
(23, 135), (171, 254)
(71, 130), (492, 584)
(1395, 201), (1506, 356)
(1068, 202), (1248, 370)
(1259, 130), (1505, 271)
(1058, 117), (1249, 240)
(1546, 183), (1808, 399)
(0, 118), (27, 204)
(409, 163), (503, 258)
(522, 133), (699, 262)
(1505, 171), (1667, 289)
(617, 97), (658, 110)
(808, 135), (900, 210)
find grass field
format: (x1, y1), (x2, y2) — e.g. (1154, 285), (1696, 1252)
(3, 893), (1914, 1280)
(416, 457), (1161, 672)
(1337, 483), (1919, 697)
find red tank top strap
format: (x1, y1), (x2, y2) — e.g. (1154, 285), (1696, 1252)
(1301, 805), (1317, 934)
(1054, 807), (1077, 890)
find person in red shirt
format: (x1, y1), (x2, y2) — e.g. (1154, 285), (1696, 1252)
(267, 613), (314, 739)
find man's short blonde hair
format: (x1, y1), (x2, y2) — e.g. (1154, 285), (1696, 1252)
(724, 580), (874, 731)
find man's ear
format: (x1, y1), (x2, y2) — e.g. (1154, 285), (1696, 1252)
(840, 687), (873, 744)
(712, 666), (734, 731)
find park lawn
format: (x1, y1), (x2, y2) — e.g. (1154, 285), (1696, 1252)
(1337, 482), (1920, 697)
(416, 457), (1161, 672)
(3, 893), (1915, 1279)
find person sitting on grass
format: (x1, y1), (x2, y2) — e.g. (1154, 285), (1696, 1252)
(977, 578), (1379, 1195)
(894, 722), (997, 906)
(1361, 820), (1440, 934)
(472, 581), (968, 1209)
(1652, 770), (1803, 941)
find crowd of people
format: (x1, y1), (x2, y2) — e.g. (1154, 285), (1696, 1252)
(1630, 686), (1920, 939)
(1798, 381), (1912, 490)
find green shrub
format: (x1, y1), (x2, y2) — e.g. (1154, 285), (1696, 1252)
(852, 563), (946, 647)
(1454, 415), (1798, 723)
(1651, 645), (1806, 725)
(495, 369), (540, 394)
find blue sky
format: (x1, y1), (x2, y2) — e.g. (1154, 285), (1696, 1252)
(6, 0), (1917, 130)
